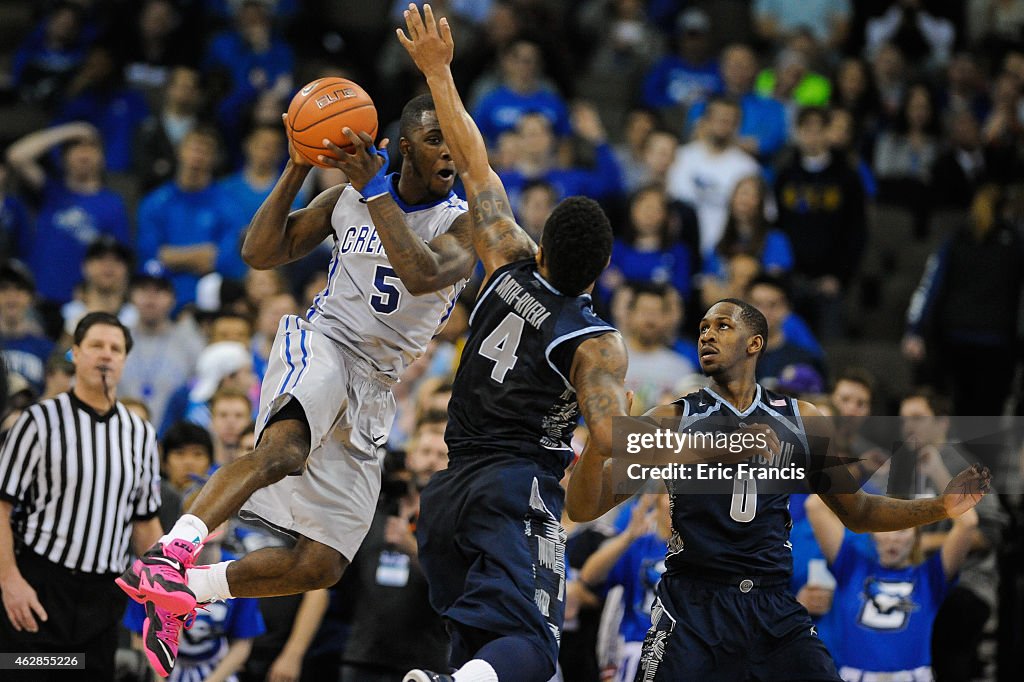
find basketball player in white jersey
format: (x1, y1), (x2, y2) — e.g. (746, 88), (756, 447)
(117, 94), (476, 676)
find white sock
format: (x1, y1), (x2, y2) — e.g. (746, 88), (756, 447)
(187, 560), (234, 603)
(161, 514), (209, 547)
(453, 660), (499, 682)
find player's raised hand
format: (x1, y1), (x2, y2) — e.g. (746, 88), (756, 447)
(319, 129), (390, 193)
(942, 463), (991, 517)
(397, 3), (455, 75)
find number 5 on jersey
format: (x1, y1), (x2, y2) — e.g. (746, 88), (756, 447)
(370, 265), (402, 314)
(479, 312), (525, 383)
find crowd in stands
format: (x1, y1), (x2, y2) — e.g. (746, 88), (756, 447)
(0, 1), (1023, 680)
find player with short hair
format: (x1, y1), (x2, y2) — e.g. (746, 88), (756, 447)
(569, 296), (991, 681)
(396, 7), (632, 682)
(117, 89), (477, 677)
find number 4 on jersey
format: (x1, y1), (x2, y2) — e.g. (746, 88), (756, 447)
(479, 312), (525, 383)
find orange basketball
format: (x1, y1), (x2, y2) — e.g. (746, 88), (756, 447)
(286, 77), (378, 168)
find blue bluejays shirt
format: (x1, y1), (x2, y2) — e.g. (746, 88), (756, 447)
(1, 334), (54, 395)
(214, 171), (306, 280)
(642, 56), (722, 109)
(0, 195), (31, 260)
(472, 86), (572, 144)
(828, 538), (951, 675)
(603, 239), (693, 301)
(499, 143), (625, 208)
(701, 229), (794, 280)
(790, 495), (890, 659)
(137, 182), (234, 306)
(55, 88), (150, 172)
(26, 179), (131, 303)
(601, 533), (668, 643)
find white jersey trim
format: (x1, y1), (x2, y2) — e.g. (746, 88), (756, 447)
(702, 385), (763, 419)
(544, 325), (617, 389)
(468, 268), (510, 327)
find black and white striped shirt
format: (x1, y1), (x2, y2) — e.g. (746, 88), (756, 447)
(0, 392), (161, 574)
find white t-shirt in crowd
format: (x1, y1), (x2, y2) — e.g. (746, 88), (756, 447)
(665, 140), (759, 256)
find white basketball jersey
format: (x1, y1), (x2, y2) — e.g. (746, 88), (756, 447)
(305, 183), (468, 378)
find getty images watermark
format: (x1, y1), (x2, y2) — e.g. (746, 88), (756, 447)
(604, 415), (1021, 497)
(624, 428), (805, 482)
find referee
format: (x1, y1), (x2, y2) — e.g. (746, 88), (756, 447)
(0, 312), (162, 680)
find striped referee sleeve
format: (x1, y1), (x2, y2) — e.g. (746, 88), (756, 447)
(0, 410), (41, 504)
(133, 419), (161, 520)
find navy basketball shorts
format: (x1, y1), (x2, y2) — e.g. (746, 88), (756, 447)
(416, 455), (567, 674)
(634, 573), (841, 682)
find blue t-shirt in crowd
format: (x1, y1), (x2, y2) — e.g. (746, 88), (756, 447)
(214, 172), (306, 280)
(602, 533), (668, 643)
(26, 179), (131, 303)
(827, 538), (952, 675)
(55, 88), (150, 172)
(671, 338), (699, 368)
(499, 143), (624, 208)
(605, 239), (692, 300)
(472, 86), (572, 144)
(1, 335), (55, 395)
(203, 30), (294, 145)
(782, 314), (824, 358)
(687, 93), (788, 158)
(124, 552), (265, 682)
(701, 229), (794, 280)
(0, 195), (31, 259)
(137, 182), (234, 306)
(642, 56), (722, 109)
(203, 32), (294, 100)
(782, 491), (872, 651)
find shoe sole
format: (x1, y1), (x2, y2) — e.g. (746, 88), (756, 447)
(142, 603), (174, 678)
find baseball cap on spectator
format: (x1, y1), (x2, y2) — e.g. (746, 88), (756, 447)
(132, 258), (174, 292)
(85, 235), (134, 266)
(190, 341), (253, 403)
(677, 8), (711, 34)
(0, 260), (36, 293)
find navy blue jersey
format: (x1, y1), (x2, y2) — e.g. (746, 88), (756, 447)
(665, 385), (810, 579)
(446, 260), (615, 471)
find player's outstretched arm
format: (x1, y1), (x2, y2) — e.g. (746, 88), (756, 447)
(398, 4), (536, 281)
(242, 114), (336, 270)
(801, 401), (992, 533)
(318, 131), (475, 294)
(565, 333), (632, 522)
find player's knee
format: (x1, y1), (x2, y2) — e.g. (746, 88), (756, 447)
(251, 433), (308, 482)
(294, 542), (346, 589)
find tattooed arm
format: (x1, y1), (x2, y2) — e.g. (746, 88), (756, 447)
(565, 332), (632, 522)
(800, 401), (991, 533)
(367, 203), (475, 294)
(398, 4), (536, 282)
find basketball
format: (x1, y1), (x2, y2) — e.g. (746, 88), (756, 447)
(286, 77), (378, 167)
